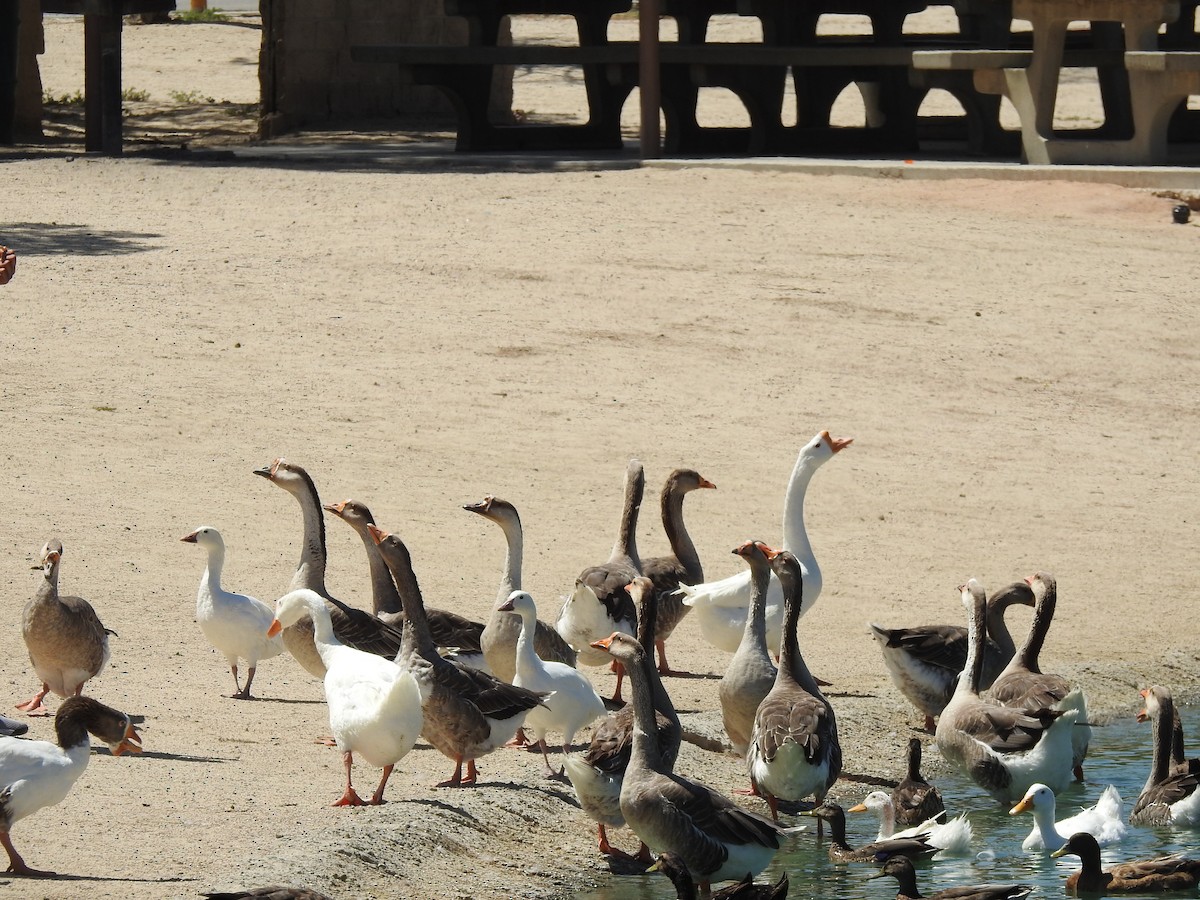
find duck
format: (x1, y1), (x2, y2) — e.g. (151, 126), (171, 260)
(650, 851), (790, 900)
(678, 431), (852, 654)
(984, 572), (1090, 780)
(0, 695), (141, 876)
(464, 495), (576, 684)
(562, 575), (682, 862)
(801, 801), (938, 864)
(891, 737), (946, 828)
(719, 540), (778, 759)
(848, 791), (973, 856)
(497, 590), (605, 777)
(934, 579), (1079, 803)
(869, 855), (1033, 900)
(201, 889), (333, 900)
(1050, 832), (1200, 894)
(747, 548), (841, 825)
(557, 458), (643, 702)
(181, 526), (284, 700)
(1010, 782), (1125, 852)
(870, 581), (1036, 732)
(594, 630), (787, 891)
(269, 589), (424, 806)
(1131, 685), (1200, 825)
(639, 468), (716, 675)
(253, 459), (406, 678)
(323, 497), (488, 671)
(16, 540), (115, 717)
(369, 524), (545, 786)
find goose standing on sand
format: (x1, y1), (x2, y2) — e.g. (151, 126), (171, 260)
(1131, 685), (1200, 825)
(595, 631), (787, 892)
(869, 856), (1033, 900)
(891, 738), (946, 828)
(563, 576), (682, 861)
(16, 541), (115, 717)
(984, 572), (1090, 780)
(181, 526), (284, 700)
(870, 581), (1036, 733)
(719, 541), (778, 759)
(498, 590), (605, 777)
(848, 792), (973, 856)
(464, 495), (576, 683)
(253, 459), (405, 678)
(0, 696), (141, 876)
(934, 580), (1079, 803)
(640, 469), (716, 675)
(748, 548), (840, 825)
(369, 524), (545, 786)
(1009, 782), (1126, 852)
(557, 459), (643, 702)
(1051, 832), (1200, 894)
(269, 589), (424, 806)
(679, 431), (852, 654)
(324, 498), (487, 671)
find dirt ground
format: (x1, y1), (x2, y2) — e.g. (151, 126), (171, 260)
(1, 10), (1198, 900)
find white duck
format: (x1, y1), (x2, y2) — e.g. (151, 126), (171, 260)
(182, 526), (284, 700)
(678, 431), (852, 654)
(847, 791), (974, 856)
(499, 590), (604, 777)
(269, 589), (424, 806)
(1010, 782), (1126, 852)
(0, 696), (141, 876)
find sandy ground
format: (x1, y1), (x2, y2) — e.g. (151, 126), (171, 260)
(2, 10), (1199, 900)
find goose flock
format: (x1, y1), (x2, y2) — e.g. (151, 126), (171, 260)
(4, 431), (1199, 899)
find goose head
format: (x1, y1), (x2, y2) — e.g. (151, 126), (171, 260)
(626, 576), (654, 605)
(805, 431), (854, 465)
(959, 578), (986, 612)
(179, 525), (223, 551)
(268, 588), (325, 635)
(1137, 685), (1167, 723)
(463, 495), (520, 526)
(252, 457), (314, 497)
(667, 469), (717, 494)
(589, 631), (646, 669)
(1010, 783), (1055, 817)
(731, 539), (775, 565)
(33, 539), (64, 578)
(497, 590), (536, 617)
(323, 498), (372, 529)
(57, 696), (143, 757)
(1024, 571), (1056, 601)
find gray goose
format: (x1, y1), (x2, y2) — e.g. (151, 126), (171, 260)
(563, 575), (681, 861)
(16, 541), (115, 717)
(368, 523), (545, 786)
(870, 581), (1036, 733)
(464, 495), (576, 684)
(557, 459), (643, 703)
(1131, 685), (1200, 825)
(253, 459), (405, 678)
(891, 737), (945, 828)
(718, 541), (778, 759)
(639, 468), (716, 675)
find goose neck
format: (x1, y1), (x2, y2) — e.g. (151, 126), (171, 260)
(661, 485), (702, 583)
(289, 480), (329, 596)
(906, 742), (922, 782)
(1014, 585), (1055, 672)
(497, 515), (524, 602)
(959, 591), (987, 698)
(742, 559), (772, 649)
(201, 543), (225, 596)
(781, 454), (820, 584)
(378, 538), (436, 656)
(626, 650), (667, 772)
(1150, 692), (1175, 784)
(612, 463), (644, 567)
(354, 523), (403, 617)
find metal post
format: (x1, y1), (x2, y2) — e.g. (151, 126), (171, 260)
(638, 0), (661, 158)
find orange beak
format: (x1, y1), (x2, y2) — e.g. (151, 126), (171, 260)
(366, 523), (389, 545)
(847, 803), (868, 814)
(180, 531), (199, 543)
(762, 545), (782, 560)
(323, 500), (348, 515)
(1010, 797), (1033, 815)
(267, 619), (282, 637)
(112, 723), (143, 757)
(822, 431), (854, 453)
(698, 477), (717, 490)
(590, 634), (616, 652)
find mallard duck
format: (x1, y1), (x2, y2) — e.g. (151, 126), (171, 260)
(595, 631), (786, 891)
(934, 580), (1078, 803)
(719, 540), (778, 759)
(269, 589), (423, 806)
(801, 801), (937, 864)
(182, 526), (284, 700)
(1132, 685), (1200, 825)
(891, 738), (946, 828)
(0, 695), (141, 876)
(650, 851), (789, 899)
(869, 855), (1033, 900)
(848, 791), (972, 856)
(369, 524), (545, 786)
(562, 576), (681, 861)
(678, 431), (851, 654)
(1010, 782), (1125, 852)
(16, 540), (115, 717)
(1051, 831), (1200, 894)
(870, 581), (1035, 732)
(747, 548), (840, 825)
(639, 468), (716, 675)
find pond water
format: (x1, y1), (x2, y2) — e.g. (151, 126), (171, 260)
(578, 714), (1198, 900)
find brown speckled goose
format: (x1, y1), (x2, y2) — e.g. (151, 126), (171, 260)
(1131, 685), (1200, 825)
(891, 737), (945, 828)
(369, 524), (545, 787)
(719, 541), (778, 760)
(640, 469), (716, 675)
(16, 541), (115, 717)
(1051, 832), (1200, 894)
(253, 459), (405, 678)
(464, 495), (576, 684)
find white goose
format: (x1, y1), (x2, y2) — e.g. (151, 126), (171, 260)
(848, 791), (974, 856)
(679, 431), (852, 654)
(269, 589), (424, 806)
(182, 526), (284, 700)
(1010, 782), (1126, 852)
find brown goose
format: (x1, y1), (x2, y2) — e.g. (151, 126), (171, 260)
(557, 459), (643, 703)
(464, 495), (576, 684)
(639, 469), (716, 675)
(368, 523), (545, 787)
(1051, 831), (1200, 894)
(801, 802), (937, 864)
(253, 459), (405, 678)
(16, 541), (115, 717)
(983, 572), (1090, 780)
(748, 548), (840, 825)
(563, 575), (681, 861)
(323, 498), (486, 668)
(1131, 685), (1200, 825)
(650, 851), (790, 900)
(719, 541), (778, 760)
(870, 581), (1036, 733)
(891, 737), (945, 828)
(869, 855), (1032, 900)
